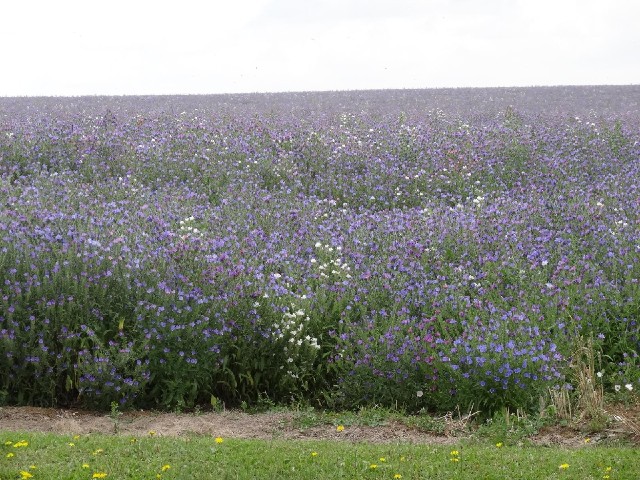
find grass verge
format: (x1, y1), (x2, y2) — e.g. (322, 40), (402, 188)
(1, 430), (639, 480)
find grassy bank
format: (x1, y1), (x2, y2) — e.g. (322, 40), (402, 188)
(1, 429), (639, 480)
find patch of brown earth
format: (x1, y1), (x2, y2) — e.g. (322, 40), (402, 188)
(0, 407), (456, 444)
(1, 404), (638, 446)
(530, 403), (640, 447)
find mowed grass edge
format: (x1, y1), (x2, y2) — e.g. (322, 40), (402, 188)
(1, 430), (639, 480)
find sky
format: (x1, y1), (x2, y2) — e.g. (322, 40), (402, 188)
(2, 0), (639, 96)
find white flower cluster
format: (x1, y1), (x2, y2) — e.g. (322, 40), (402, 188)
(472, 195), (485, 205)
(614, 383), (634, 392)
(597, 371), (634, 392)
(270, 305), (320, 380)
(311, 242), (352, 280)
(271, 307), (320, 351)
(178, 216), (203, 237)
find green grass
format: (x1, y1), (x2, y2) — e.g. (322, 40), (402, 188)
(1, 430), (639, 480)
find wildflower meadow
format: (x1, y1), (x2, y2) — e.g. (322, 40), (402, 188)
(1, 87), (639, 415)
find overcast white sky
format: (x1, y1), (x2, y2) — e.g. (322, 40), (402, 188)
(2, 0), (638, 96)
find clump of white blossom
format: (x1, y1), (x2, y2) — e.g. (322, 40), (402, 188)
(311, 242), (352, 280)
(269, 305), (320, 380)
(178, 216), (203, 238)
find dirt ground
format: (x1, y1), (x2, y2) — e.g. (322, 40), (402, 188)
(1, 404), (639, 447)
(0, 407), (453, 444)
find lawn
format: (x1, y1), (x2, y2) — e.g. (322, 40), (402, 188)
(1, 429), (639, 480)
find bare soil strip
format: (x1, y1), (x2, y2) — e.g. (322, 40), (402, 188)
(2, 406), (639, 446)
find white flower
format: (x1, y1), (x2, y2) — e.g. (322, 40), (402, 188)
(596, 371), (604, 378)
(625, 384), (633, 391)
(416, 390), (424, 398)
(315, 242), (322, 248)
(614, 384), (621, 392)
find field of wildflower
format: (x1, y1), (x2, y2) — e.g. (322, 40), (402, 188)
(1, 86), (639, 415)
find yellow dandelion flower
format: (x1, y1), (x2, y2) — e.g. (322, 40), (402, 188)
(603, 476), (610, 479)
(4, 440), (12, 446)
(148, 430), (156, 436)
(379, 457), (386, 462)
(604, 467), (612, 472)
(68, 442), (75, 446)
(92, 448), (104, 455)
(130, 438), (138, 444)
(13, 440), (29, 448)
(559, 463), (570, 470)
(311, 452), (318, 457)
(82, 463), (90, 469)
(161, 465), (171, 472)
(369, 464), (378, 469)
(336, 425), (345, 432)
(400, 456), (406, 462)
(29, 465), (37, 470)
(394, 475), (403, 479)
(450, 457), (460, 462)
(450, 450), (459, 456)
(73, 435), (80, 440)
(496, 442), (503, 448)
(19, 471), (33, 479)
(92, 472), (108, 478)
(215, 437), (224, 444)
(584, 438), (591, 443)
(6, 452), (15, 458)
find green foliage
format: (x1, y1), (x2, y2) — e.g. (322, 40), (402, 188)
(603, 120), (630, 157)
(475, 407), (546, 443)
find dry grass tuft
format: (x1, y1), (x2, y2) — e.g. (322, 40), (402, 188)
(439, 405), (480, 436)
(549, 336), (607, 427)
(573, 337), (605, 422)
(610, 412), (640, 438)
